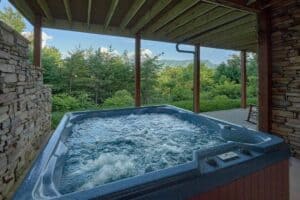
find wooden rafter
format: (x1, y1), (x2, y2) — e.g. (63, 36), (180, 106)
(37, 0), (53, 21)
(231, 41), (257, 51)
(219, 37), (257, 49)
(63, 0), (72, 22)
(146, 0), (200, 33)
(9, 0), (258, 52)
(191, 22), (256, 43)
(120, 0), (146, 29)
(202, 30), (257, 46)
(10, 0), (34, 21)
(158, 3), (216, 35)
(190, 15), (255, 43)
(247, 0), (257, 5)
(177, 11), (249, 43)
(87, 0), (92, 26)
(104, 0), (119, 29)
(131, 0), (172, 34)
(201, 40), (257, 52)
(168, 7), (233, 40)
(201, 0), (260, 13)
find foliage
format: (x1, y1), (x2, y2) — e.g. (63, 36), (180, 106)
(102, 90), (134, 108)
(42, 47), (64, 92)
(0, 7), (25, 33)
(35, 45), (258, 129)
(52, 93), (96, 112)
(171, 97), (257, 112)
(51, 111), (65, 129)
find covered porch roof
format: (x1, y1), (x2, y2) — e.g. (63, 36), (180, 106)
(9, 0), (272, 132)
(10, 0), (258, 52)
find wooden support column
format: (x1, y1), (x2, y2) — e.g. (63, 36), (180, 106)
(193, 45), (200, 113)
(241, 50), (247, 109)
(34, 15), (42, 67)
(257, 9), (271, 132)
(135, 34), (141, 107)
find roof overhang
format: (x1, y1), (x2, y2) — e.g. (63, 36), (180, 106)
(9, 0), (260, 52)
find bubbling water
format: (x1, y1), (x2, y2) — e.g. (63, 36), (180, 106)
(58, 114), (225, 194)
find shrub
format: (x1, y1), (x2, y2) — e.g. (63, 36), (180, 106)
(52, 93), (95, 112)
(102, 90), (134, 108)
(51, 112), (65, 129)
(212, 81), (241, 99)
(52, 94), (80, 111)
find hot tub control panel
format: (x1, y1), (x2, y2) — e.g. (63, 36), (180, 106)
(198, 144), (261, 173)
(217, 151), (239, 161)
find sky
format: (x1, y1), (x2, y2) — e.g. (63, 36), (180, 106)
(0, 0), (239, 64)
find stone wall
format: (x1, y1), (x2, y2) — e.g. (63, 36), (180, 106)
(270, 0), (300, 157)
(0, 21), (51, 199)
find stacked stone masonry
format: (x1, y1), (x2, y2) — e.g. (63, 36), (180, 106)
(0, 21), (51, 199)
(271, 0), (300, 158)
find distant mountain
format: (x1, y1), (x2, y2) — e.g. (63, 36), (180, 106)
(157, 59), (218, 68)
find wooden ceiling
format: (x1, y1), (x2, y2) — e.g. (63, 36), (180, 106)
(9, 0), (258, 52)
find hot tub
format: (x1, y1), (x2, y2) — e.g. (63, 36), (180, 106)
(14, 105), (289, 200)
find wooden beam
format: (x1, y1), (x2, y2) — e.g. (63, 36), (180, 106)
(135, 34), (141, 107)
(146, 0), (200, 33)
(87, 0), (92, 26)
(168, 7), (232, 40)
(104, 0), (119, 29)
(63, 0), (72, 22)
(258, 8), (271, 132)
(34, 15), (42, 68)
(247, 0), (257, 5)
(175, 11), (248, 42)
(9, 0), (34, 22)
(201, 0), (260, 13)
(120, 0), (146, 29)
(194, 45), (201, 113)
(219, 40), (258, 50)
(190, 15), (256, 43)
(158, 3), (216, 35)
(203, 32), (257, 47)
(37, 0), (53, 21)
(241, 50), (247, 108)
(189, 18), (256, 43)
(131, 0), (172, 34)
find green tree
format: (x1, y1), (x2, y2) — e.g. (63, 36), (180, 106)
(141, 55), (162, 104)
(0, 7), (25, 33)
(63, 48), (87, 94)
(102, 90), (133, 108)
(42, 47), (64, 92)
(214, 55), (241, 84)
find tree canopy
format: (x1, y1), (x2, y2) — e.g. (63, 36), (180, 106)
(0, 7), (25, 33)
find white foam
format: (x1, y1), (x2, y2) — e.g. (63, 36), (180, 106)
(58, 113), (224, 194)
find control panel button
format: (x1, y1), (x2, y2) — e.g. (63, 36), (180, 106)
(217, 151), (239, 161)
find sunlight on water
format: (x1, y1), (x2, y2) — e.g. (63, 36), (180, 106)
(58, 114), (225, 193)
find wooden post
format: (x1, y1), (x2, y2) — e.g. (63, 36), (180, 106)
(241, 50), (247, 109)
(193, 45), (200, 113)
(257, 9), (271, 132)
(135, 34), (141, 107)
(34, 15), (42, 67)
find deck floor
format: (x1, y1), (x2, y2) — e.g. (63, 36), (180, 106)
(202, 108), (257, 130)
(202, 108), (300, 200)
